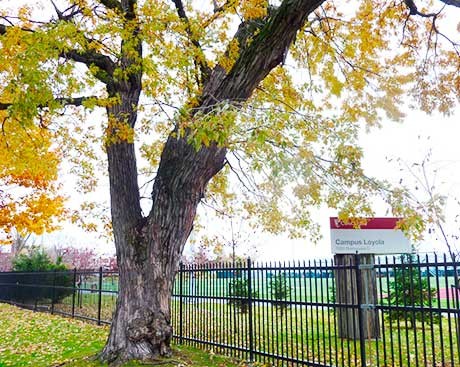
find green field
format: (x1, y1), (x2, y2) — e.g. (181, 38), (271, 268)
(18, 268), (459, 367)
(41, 290), (460, 367)
(77, 271), (460, 309)
(171, 299), (460, 367)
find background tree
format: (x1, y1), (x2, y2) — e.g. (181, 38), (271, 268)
(58, 246), (102, 269)
(189, 216), (259, 265)
(0, 247), (73, 305)
(11, 230), (32, 255)
(12, 246), (66, 272)
(386, 253), (439, 329)
(0, 252), (12, 271)
(0, 116), (65, 247)
(227, 277), (259, 314)
(396, 149), (460, 260)
(1, 0), (459, 364)
(269, 273), (291, 311)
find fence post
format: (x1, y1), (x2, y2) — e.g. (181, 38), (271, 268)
(247, 258), (254, 362)
(179, 262), (184, 344)
(71, 268), (77, 318)
(97, 267), (103, 325)
(355, 254), (367, 367)
(453, 259), (460, 362)
(51, 269), (57, 314)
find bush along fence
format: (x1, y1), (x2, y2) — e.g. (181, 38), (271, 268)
(0, 268), (119, 325)
(1, 254), (460, 367)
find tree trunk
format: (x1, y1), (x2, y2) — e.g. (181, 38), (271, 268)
(99, 0), (326, 364)
(98, 248), (175, 362)
(100, 135), (226, 364)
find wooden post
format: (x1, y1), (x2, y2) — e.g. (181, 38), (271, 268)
(334, 254), (380, 339)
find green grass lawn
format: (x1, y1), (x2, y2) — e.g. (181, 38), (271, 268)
(170, 300), (460, 367)
(0, 303), (242, 367)
(1, 299), (458, 367)
(46, 291), (460, 367)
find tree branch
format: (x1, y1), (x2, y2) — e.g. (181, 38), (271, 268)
(401, 0), (460, 66)
(171, 0), (211, 85)
(0, 22), (35, 35)
(403, 0), (438, 17)
(0, 20), (115, 85)
(200, 0), (236, 29)
(49, 0), (81, 21)
(0, 96), (99, 111)
(201, 0), (325, 109)
(98, 0), (123, 12)
(60, 49), (115, 84)
(55, 96), (99, 106)
(438, 0), (460, 7)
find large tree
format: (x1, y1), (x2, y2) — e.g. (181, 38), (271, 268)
(1, 0), (459, 363)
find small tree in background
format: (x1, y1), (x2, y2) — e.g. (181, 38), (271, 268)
(386, 254), (438, 328)
(8, 247), (73, 304)
(52, 246), (118, 271)
(0, 252), (12, 271)
(269, 273), (291, 310)
(228, 278), (258, 314)
(58, 246), (100, 270)
(100, 255), (118, 271)
(13, 247), (66, 272)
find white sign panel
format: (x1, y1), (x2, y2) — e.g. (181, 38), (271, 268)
(330, 217), (411, 255)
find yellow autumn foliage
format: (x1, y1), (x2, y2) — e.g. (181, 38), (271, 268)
(0, 115), (65, 244)
(0, 0), (458, 244)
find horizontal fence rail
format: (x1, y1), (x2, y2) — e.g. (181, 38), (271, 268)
(1, 254), (459, 367)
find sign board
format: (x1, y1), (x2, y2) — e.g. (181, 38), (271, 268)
(330, 217), (411, 254)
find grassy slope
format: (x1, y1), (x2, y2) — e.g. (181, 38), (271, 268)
(0, 303), (241, 367)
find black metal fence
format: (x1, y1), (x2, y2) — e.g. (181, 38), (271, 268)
(1, 254), (459, 367)
(0, 268), (118, 325)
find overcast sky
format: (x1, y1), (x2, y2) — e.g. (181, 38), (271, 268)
(267, 108), (460, 261)
(39, 107), (460, 261)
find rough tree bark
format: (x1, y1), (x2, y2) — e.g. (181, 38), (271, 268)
(99, 0), (325, 364)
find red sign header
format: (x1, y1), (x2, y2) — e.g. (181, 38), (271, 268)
(330, 217), (401, 230)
